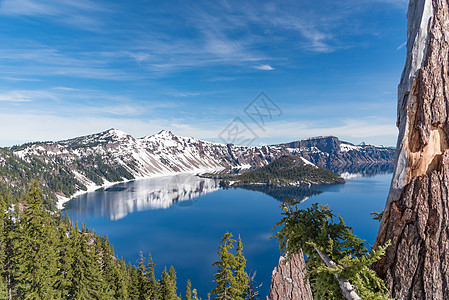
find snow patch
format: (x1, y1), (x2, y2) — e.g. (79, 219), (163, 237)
(300, 157), (318, 168)
(340, 143), (360, 152)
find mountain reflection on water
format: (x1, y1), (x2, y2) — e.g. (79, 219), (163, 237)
(235, 185), (323, 202)
(330, 162), (394, 178)
(64, 174), (220, 220)
(64, 163), (393, 221)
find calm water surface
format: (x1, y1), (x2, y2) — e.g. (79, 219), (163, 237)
(64, 172), (392, 298)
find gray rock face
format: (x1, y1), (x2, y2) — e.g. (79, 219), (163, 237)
(374, 0), (449, 298)
(278, 136), (395, 172)
(268, 251), (313, 300)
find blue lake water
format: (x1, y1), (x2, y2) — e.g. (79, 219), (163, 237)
(64, 172), (392, 298)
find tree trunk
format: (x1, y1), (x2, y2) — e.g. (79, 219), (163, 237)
(268, 250), (313, 300)
(373, 0), (449, 299)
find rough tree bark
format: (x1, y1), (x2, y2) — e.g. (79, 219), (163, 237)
(373, 0), (449, 299)
(268, 251), (313, 300)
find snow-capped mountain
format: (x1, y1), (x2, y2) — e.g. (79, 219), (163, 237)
(278, 136), (394, 171)
(8, 129), (395, 208)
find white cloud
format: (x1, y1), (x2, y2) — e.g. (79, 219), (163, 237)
(172, 92), (201, 97)
(0, 0), (108, 32)
(0, 90), (58, 102)
(255, 65), (274, 71)
(52, 87), (78, 91)
(0, 113), (173, 146)
(0, 92), (32, 102)
(0, 0), (57, 16)
(396, 41), (406, 51)
(0, 107), (398, 147)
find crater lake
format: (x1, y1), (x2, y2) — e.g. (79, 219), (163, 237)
(64, 171), (392, 298)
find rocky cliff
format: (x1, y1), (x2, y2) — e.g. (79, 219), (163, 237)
(278, 136), (394, 173)
(373, 0), (449, 298)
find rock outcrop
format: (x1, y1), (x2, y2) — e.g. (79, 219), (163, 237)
(268, 251), (313, 300)
(373, 0), (449, 298)
(278, 136), (395, 173)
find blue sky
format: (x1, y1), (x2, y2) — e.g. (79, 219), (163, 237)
(0, 0), (408, 147)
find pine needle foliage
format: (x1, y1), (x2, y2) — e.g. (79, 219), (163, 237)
(212, 232), (250, 300)
(0, 183), (191, 300)
(273, 200), (391, 299)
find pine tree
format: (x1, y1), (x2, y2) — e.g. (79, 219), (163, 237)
(234, 235), (249, 299)
(0, 194), (9, 300)
(115, 260), (130, 300)
(66, 223), (106, 299)
(3, 197), (16, 300)
(54, 215), (75, 299)
(192, 289), (199, 300)
(146, 252), (159, 300)
(185, 279), (192, 300)
(168, 265), (180, 299)
(128, 264), (140, 300)
(273, 201), (391, 299)
(12, 182), (59, 299)
(101, 236), (128, 299)
(159, 267), (171, 300)
(212, 232), (237, 300)
(137, 251), (149, 299)
(159, 266), (180, 300)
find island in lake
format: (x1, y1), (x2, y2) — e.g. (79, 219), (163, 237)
(218, 156), (345, 188)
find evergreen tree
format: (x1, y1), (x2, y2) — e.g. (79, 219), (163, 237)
(185, 279), (192, 300)
(273, 201), (391, 299)
(101, 236), (128, 299)
(146, 252), (159, 300)
(168, 265), (180, 299)
(137, 251), (149, 299)
(0, 183), (201, 300)
(12, 182), (59, 299)
(191, 289), (199, 300)
(54, 215), (75, 299)
(128, 264), (140, 300)
(66, 223), (106, 299)
(0, 194), (9, 300)
(159, 267), (171, 300)
(234, 235), (249, 299)
(212, 232), (237, 300)
(3, 197), (15, 300)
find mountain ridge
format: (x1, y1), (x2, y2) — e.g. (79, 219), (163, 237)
(1, 128), (395, 209)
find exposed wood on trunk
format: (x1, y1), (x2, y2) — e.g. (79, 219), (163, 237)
(374, 0), (449, 298)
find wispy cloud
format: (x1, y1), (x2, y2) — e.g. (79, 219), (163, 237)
(0, 91), (33, 102)
(255, 65), (274, 71)
(0, 0), (108, 31)
(172, 92), (201, 97)
(52, 87), (78, 91)
(0, 90), (58, 102)
(396, 41), (406, 51)
(0, 0), (401, 79)
(0, 44), (142, 81)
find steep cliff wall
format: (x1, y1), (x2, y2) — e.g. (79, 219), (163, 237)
(374, 0), (449, 298)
